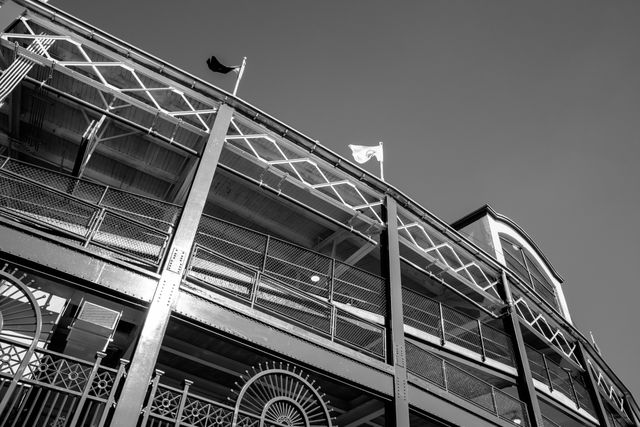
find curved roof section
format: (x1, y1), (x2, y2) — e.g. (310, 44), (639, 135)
(451, 204), (564, 283)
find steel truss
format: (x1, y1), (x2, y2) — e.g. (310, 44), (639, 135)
(0, 14), (219, 155)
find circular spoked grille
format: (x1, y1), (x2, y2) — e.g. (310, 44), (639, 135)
(232, 361), (333, 427)
(0, 264), (42, 344)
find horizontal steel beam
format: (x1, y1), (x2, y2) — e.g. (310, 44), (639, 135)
(174, 289), (395, 398)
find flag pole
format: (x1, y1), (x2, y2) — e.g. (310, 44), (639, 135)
(379, 141), (384, 181)
(232, 57), (247, 96)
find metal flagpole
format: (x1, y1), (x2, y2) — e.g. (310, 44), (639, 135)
(232, 57), (247, 96)
(379, 141), (384, 181)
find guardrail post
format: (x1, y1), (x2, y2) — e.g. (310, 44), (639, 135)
(97, 358), (129, 427)
(68, 351), (106, 427)
(541, 353), (553, 392)
(478, 319), (487, 362)
(439, 302), (446, 346)
(502, 270), (544, 427)
(577, 342), (613, 427)
(566, 368), (581, 410)
(110, 105), (235, 427)
(174, 379), (193, 427)
(381, 195), (409, 426)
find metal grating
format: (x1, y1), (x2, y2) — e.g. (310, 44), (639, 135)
(405, 339), (528, 427)
(333, 260), (386, 317)
(334, 308), (385, 358)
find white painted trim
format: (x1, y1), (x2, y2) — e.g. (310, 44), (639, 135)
(492, 221), (572, 323)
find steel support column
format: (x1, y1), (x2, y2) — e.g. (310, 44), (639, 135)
(578, 342), (613, 427)
(382, 195), (410, 425)
(502, 270), (543, 427)
(110, 104), (234, 427)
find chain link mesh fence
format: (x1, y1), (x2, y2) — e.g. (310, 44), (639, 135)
(264, 239), (332, 299)
(333, 260), (386, 317)
(195, 215), (267, 270)
(405, 339), (528, 426)
(254, 276), (332, 336)
(402, 289), (441, 338)
(334, 308), (385, 358)
(442, 305), (482, 355)
(0, 171), (98, 237)
(187, 246), (257, 301)
(403, 288), (514, 366)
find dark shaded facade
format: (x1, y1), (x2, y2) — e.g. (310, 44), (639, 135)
(0, 1), (637, 426)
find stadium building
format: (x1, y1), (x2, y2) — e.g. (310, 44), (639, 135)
(0, 1), (637, 426)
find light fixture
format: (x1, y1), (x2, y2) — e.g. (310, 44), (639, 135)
(511, 417), (522, 425)
(310, 275), (320, 283)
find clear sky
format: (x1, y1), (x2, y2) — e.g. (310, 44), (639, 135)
(55, 0), (640, 398)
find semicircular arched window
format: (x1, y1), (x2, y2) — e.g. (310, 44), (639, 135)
(499, 233), (560, 312)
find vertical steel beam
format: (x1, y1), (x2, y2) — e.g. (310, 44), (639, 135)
(381, 195), (410, 426)
(502, 270), (544, 427)
(110, 104), (234, 427)
(578, 342), (613, 427)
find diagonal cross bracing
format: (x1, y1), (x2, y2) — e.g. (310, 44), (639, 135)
(396, 207), (501, 299)
(224, 116), (385, 228)
(1, 15), (219, 148)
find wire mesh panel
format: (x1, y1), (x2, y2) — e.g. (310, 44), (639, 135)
(546, 362), (576, 405)
(442, 305), (482, 355)
(1, 157), (105, 204)
(187, 246), (257, 301)
(405, 340), (445, 387)
(101, 188), (180, 233)
(254, 276), (332, 336)
(264, 239), (332, 299)
(542, 415), (562, 427)
(0, 172), (99, 238)
(405, 339), (528, 427)
(481, 324), (514, 366)
(91, 211), (169, 265)
(402, 289), (441, 338)
(333, 261), (386, 317)
(334, 308), (385, 359)
(572, 372), (597, 418)
(196, 215), (267, 270)
(495, 389), (529, 427)
(525, 346), (550, 386)
(446, 362), (495, 413)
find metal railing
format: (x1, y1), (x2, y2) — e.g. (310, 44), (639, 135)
(405, 339), (529, 426)
(186, 221), (387, 359)
(587, 359), (629, 419)
(526, 345), (596, 418)
(0, 336), (128, 427)
(139, 370), (297, 427)
(403, 288), (514, 367)
(0, 156), (181, 268)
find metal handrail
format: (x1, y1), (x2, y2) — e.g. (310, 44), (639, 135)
(405, 339), (528, 426)
(185, 244), (386, 360)
(403, 288), (514, 367)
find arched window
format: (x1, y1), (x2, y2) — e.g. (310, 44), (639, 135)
(499, 233), (559, 311)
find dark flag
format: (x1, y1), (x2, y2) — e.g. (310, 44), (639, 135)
(206, 56), (238, 74)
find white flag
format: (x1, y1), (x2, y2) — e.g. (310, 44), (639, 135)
(348, 144), (383, 164)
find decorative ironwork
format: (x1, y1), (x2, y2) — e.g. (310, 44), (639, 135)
(140, 364), (334, 427)
(232, 362), (334, 427)
(0, 264), (128, 426)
